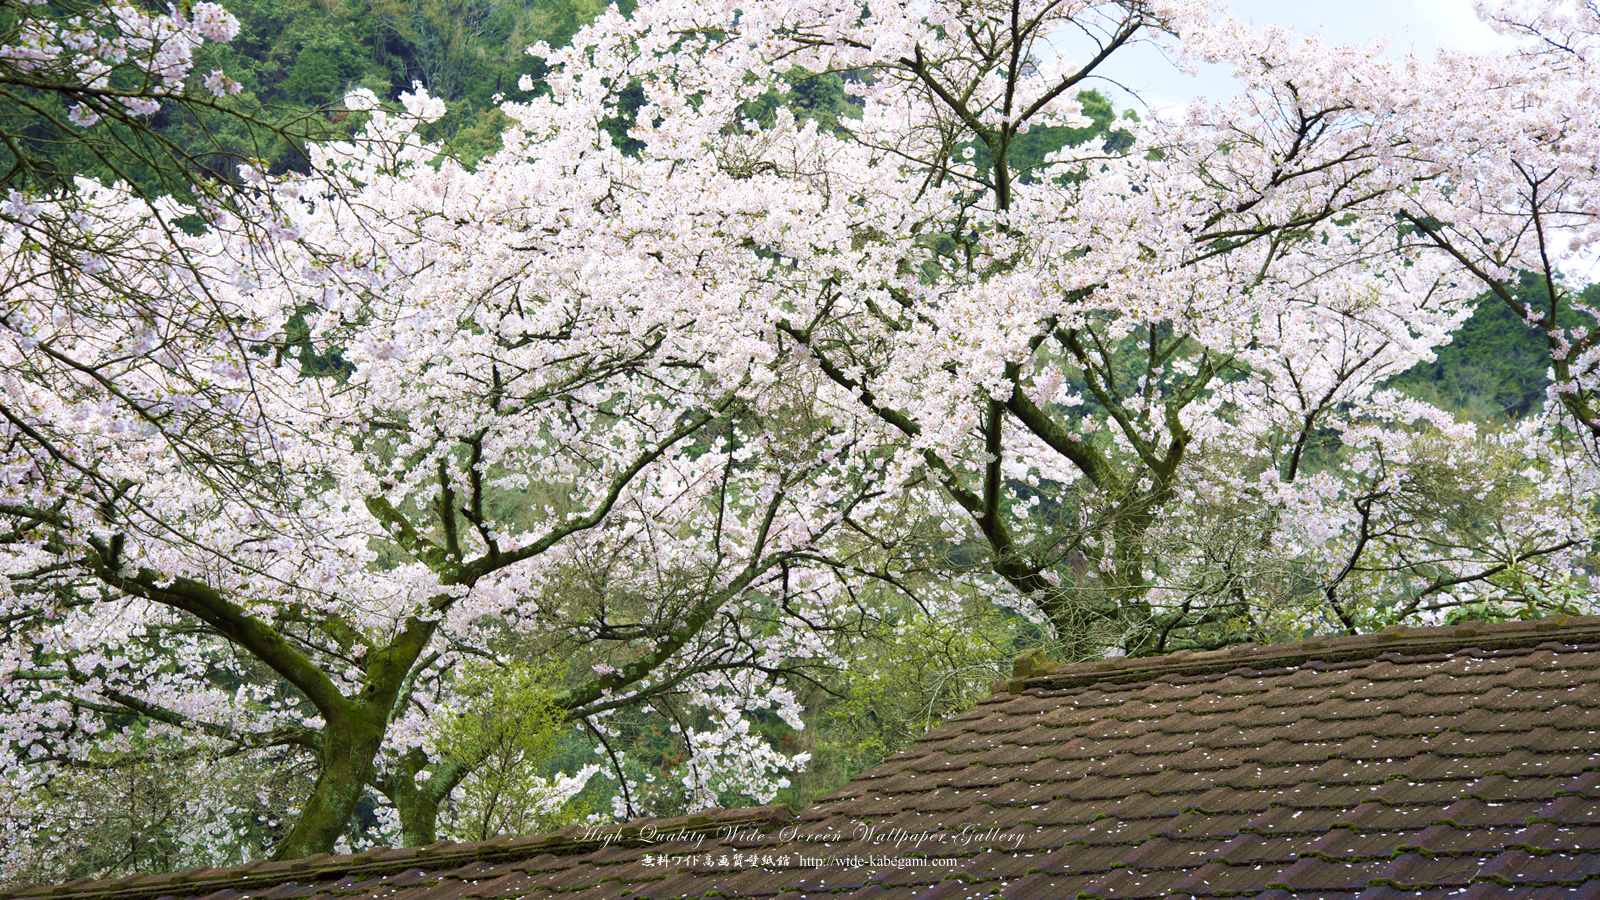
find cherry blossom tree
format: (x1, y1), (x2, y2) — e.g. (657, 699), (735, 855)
(511, 0), (1597, 651)
(0, 76), (879, 866)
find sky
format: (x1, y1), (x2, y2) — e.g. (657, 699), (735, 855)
(1084, 0), (1517, 112)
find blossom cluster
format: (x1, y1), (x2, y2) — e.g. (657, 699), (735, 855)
(0, 0), (242, 132)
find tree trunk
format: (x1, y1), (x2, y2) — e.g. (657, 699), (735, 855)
(374, 748), (473, 848)
(271, 706), (389, 859)
(395, 783), (442, 847)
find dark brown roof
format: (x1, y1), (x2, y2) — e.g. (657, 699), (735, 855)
(10, 615), (1600, 899)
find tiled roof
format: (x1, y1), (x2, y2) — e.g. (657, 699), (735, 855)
(10, 615), (1600, 899)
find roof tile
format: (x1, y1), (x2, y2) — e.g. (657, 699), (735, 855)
(1203, 832), (1301, 866)
(1173, 860), (1298, 895)
(1368, 852), (1483, 889)
(1299, 827), (1427, 862)
(1077, 866), (1194, 899)
(1404, 822), (1524, 857)
(1269, 856), (1388, 892)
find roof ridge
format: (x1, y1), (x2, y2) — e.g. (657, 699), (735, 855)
(998, 614), (1600, 694)
(0, 805), (794, 900)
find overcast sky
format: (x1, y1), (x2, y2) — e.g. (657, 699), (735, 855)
(1084, 0), (1516, 112)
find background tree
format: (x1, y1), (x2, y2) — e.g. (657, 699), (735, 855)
(0, 83), (880, 867)
(510, 0), (1596, 656)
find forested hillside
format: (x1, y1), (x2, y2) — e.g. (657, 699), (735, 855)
(0, 0), (611, 194)
(1389, 273), (1597, 421)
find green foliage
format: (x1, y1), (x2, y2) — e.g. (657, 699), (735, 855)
(1004, 90), (1134, 183)
(1, 727), (312, 884)
(281, 31), (369, 107)
(1390, 274), (1596, 421)
(0, 0), (619, 194)
(441, 107), (513, 168)
(968, 89), (1133, 185)
(739, 68), (860, 134)
(600, 80), (648, 155)
(433, 660), (585, 842)
(780, 603), (1012, 807)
